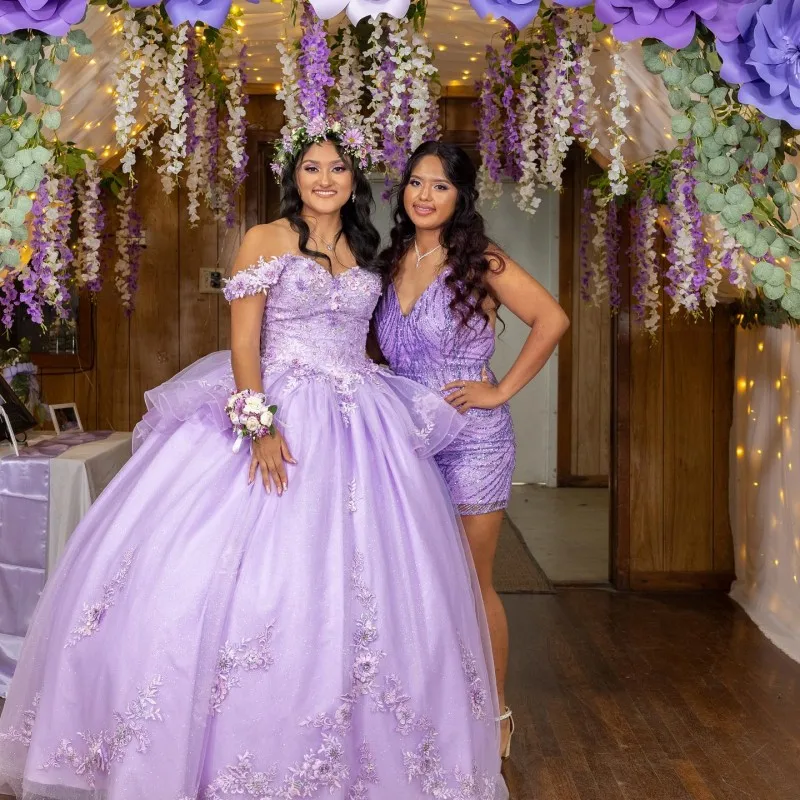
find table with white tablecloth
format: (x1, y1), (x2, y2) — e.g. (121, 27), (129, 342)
(0, 431), (132, 695)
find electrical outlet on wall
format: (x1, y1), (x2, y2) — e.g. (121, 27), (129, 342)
(199, 268), (224, 294)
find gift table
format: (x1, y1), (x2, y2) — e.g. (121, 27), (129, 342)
(0, 431), (132, 695)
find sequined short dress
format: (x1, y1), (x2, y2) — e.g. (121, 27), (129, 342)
(375, 269), (516, 516)
(0, 254), (507, 800)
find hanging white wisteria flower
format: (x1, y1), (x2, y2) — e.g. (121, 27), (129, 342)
(364, 17), (387, 154)
(157, 23), (190, 195)
(540, 12), (575, 191)
(570, 12), (600, 152)
(115, 184), (145, 316)
(336, 27), (366, 132)
(407, 28), (440, 149)
(186, 92), (211, 227)
(76, 157), (105, 292)
(513, 71), (542, 215)
(607, 44), (630, 197)
(588, 188), (610, 306)
(114, 10), (145, 162)
(277, 40), (301, 139)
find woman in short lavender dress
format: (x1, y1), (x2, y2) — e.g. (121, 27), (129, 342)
(374, 142), (570, 759)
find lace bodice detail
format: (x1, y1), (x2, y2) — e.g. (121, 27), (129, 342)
(223, 254), (381, 373)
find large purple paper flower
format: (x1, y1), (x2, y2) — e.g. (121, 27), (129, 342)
(127, 0), (256, 29)
(0, 0), (87, 35)
(717, 0), (800, 129)
(594, 0), (747, 48)
(468, 0), (589, 30)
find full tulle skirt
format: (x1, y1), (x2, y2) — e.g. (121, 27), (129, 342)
(0, 352), (507, 800)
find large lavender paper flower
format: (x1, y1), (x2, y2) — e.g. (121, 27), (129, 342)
(127, 0), (256, 29)
(468, 0), (588, 29)
(717, 0), (800, 129)
(0, 0), (87, 35)
(594, 0), (747, 48)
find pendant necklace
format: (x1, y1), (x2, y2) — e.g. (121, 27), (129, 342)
(414, 239), (442, 269)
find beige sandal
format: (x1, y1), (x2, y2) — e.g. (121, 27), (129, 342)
(497, 706), (515, 760)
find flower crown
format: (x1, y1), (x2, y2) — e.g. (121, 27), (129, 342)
(272, 117), (375, 176)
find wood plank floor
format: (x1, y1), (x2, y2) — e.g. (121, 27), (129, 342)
(3, 589), (799, 799)
(502, 590), (800, 800)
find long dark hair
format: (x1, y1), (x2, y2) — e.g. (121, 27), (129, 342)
(378, 141), (505, 327)
(280, 137), (380, 272)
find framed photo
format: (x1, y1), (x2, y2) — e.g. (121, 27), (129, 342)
(49, 403), (83, 434)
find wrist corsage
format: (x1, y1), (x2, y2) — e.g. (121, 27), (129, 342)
(225, 389), (278, 453)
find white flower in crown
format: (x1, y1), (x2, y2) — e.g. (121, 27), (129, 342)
(308, 0), (410, 24)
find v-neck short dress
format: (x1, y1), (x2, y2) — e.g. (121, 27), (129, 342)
(375, 268), (516, 516)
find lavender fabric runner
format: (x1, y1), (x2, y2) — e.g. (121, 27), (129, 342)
(0, 431), (113, 694)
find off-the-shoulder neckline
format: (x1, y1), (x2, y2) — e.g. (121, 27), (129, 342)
(253, 252), (364, 280)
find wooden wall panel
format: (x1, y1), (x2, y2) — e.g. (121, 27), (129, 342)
(558, 148), (610, 486)
(613, 217), (736, 591)
(129, 168), (181, 423)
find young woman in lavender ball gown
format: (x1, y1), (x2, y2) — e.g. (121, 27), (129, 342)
(0, 123), (508, 800)
(375, 141), (570, 760)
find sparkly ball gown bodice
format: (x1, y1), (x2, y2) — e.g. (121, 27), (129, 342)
(0, 253), (507, 800)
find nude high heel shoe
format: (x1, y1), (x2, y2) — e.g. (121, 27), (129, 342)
(497, 706), (515, 760)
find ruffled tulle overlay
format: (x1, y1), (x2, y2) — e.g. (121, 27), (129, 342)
(0, 253), (507, 800)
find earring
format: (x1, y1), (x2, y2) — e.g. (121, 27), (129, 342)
(351, 192), (356, 203)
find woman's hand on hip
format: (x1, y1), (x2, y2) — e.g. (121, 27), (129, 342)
(442, 369), (507, 413)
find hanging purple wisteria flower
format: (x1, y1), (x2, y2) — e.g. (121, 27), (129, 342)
(297, 2), (335, 123)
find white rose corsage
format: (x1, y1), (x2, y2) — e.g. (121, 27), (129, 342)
(225, 389), (278, 452)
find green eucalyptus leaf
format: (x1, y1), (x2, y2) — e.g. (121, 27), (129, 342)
(723, 126), (740, 146)
(1, 139), (18, 159)
(694, 117), (716, 138)
(780, 163), (798, 181)
(731, 148), (749, 166)
(13, 194), (32, 214)
(762, 117), (781, 132)
(10, 225), (27, 242)
(722, 205), (743, 225)
(671, 114), (692, 135)
(781, 287), (800, 313)
(1, 248), (20, 269)
(748, 239), (770, 259)
(771, 237), (789, 258)
(18, 116), (37, 140)
(768, 127), (784, 147)
(644, 56), (666, 74)
(735, 227), (756, 248)
(709, 86), (728, 106)
(752, 261), (774, 283)
(45, 87), (61, 106)
(691, 73), (714, 95)
(662, 65), (684, 87)
(764, 282), (786, 300)
(54, 43), (70, 62)
(725, 185), (748, 205)
(740, 136), (759, 155)
(707, 51), (722, 71)
(773, 188), (789, 205)
(737, 195), (755, 215)
(702, 139), (723, 158)
(0, 207), (25, 227)
(35, 60), (59, 84)
(7, 96), (24, 116)
(0, 128), (11, 148)
(780, 202), (793, 223)
(16, 150), (32, 168)
(707, 191), (726, 213)
(0, 227), (10, 247)
(768, 266), (788, 286)
(30, 145), (51, 165)
(668, 89), (690, 110)
(0, 189), (10, 208)
(42, 109), (61, 130)
(752, 152), (770, 171)
(694, 181), (713, 201)
(758, 226), (777, 244)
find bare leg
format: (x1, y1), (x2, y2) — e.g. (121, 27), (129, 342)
(461, 510), (510, 756)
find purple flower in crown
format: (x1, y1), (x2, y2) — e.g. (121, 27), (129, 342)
(306, 116), (329, 138)
(341, 127), (365, 150)
(0, 0), (87, 35)
(594, 0), (748, 49)
(717, 0), (800, 128)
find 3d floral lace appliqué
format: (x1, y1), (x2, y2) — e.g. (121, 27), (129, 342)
(0, 693), (40, 746)
(459, 635), (488, 722)
(198, 553), (498, 800)
(210, 624), (276, 714)
(65, 549), (136, 647)
(40, 676), (164, 789)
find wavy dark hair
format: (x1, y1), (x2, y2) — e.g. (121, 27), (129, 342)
(280, 137), (380, 272)
(378, 141), (505, 328)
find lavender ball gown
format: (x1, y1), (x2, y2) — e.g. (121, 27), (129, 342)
(0, 254), (507, 800)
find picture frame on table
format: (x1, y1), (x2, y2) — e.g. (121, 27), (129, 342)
(49, 403), (83, 434)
